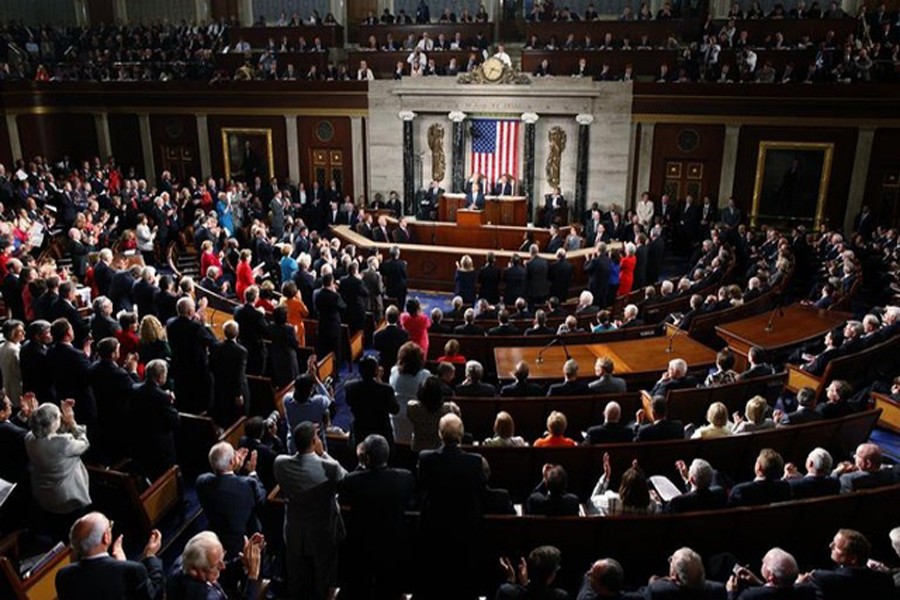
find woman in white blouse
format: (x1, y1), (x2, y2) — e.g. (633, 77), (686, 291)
(588, 452), (660, 516)
(636, 192), (655, 229)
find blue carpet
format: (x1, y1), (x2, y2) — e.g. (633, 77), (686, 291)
(871, 428), (900, 465)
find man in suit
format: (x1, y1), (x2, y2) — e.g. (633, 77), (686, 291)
(663, 459), (728, 514)
(196, 442), (266, 559)
(109, 264), (141, 314)
(545, 225), (565, 254)
(728, 548), (817, 600)
(465, 182), (485, 210)
(88, 338), (140, 464)
(523, 309), (554, 336)
(589, 357), (627, 393)
(547, 359), (591, 397)
(502, 254), (527, 305)
(543, 187), (566, 227)
(416, 414), (488, 599)
(421, 180), (443, 220)
(166, 531), (263, 600)
(488, 310), (520, 336)
(132, 267), (159, 318)
(800, 529), (894, 599)
(56, 511), (164, 600)
(21, 320), (54, 404)
(679, 195), (702, 247)
(129, 359), (180, 481)
(362, 255), (385, 319)
(833, 443), (897, 493)
(632, 234), (650, 290)
(728, 449), (792, 507)
(339, 262), (370, 335)
(93, 249), (115, 298)
(775, 387), (823, 426)
(381, 246), (408, 310)
(453, 308), (485, 335)
(584, 242), (612, 305)
(738, 346), (776, 381)
(578, 559), (642, 600)
(373, 306), (409, 370)
(345, 356), (400, 447)
(500, 361), (545, 397)
(2, 259), (24, 321)
(391, 217), (413, 244)
(525, 465), (580, 516)
(493, 175), (514, 196)
(783, 447), (840, 500)
(49, 317), (97, 439)
(372, 216), (391, 243)
(167, 297), (217, 415)
(338, 434), (416, 599)
(646, 227), (666, 284)
(649, 358), (698, 397)
(634, 396), (685, 441)
(210, 321), (250, 429)
(548, 248), (574, 301)
(637, 547), (726, 600)
(478, 253), (502, 304)
(232, 286), (268, 376)
(584, 401), (634, 445)
(238, 416), (283, 492)
(455, 360), (496, 397)
(0, 393), (31, 529)
(274, 421), (347, 600)
(525, 244), (551, 308)
(721, 197), (742, 229)
(800, 328), (843, 376)
(51, 281), (90, 346)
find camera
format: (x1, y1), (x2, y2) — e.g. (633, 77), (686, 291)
(264, 411), (279, 430)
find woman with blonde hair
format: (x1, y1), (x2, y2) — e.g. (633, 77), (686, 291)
(280, 280), (309, 346)
(733, 396), (775, 434)
(139, 315), (171, 364)
(483, 411), (526, 447)
(692, 402), (733, 439)
(454, 254), (476, 305)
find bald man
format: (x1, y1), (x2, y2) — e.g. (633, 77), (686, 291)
(833, 443), (898, 493)
(56, 512), (164, 600)
(578, 558), (642, 599)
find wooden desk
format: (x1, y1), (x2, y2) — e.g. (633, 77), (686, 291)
(226, 25), (345, 50)
(715, 304), (849, 371)
(493, 336), (717, 382)
(521, 49), (677, 78)
(347, 49), (472, 77)
(356, 22), (493, 46)
(872, 392), (900, 434)
(440, 193), (529, 226)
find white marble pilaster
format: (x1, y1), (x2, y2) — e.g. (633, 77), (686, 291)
(196, 114), (212, 178)
(350, 116), (365, 198)
(138, 113), (155, 179)
(94, 113), (112, 160)
(718, 124), (741, 206)
(285, 115), (301, 185)
(625, 122), (639, 209)
(5, 115), (22, 163)
(634, 122), (655, 206)
(195, 0), (210, 24)
(238, 0), (253, 26)
(844, 127), (875, 237)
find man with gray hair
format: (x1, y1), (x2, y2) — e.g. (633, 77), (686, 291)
(727, 548), (812, 598)
(547, 358), (590, 397)
(650, 358), (698, 396)
(455, 360), (496, 397)
(639, 547), (725, 599)
(166, 295), (217, 414)
(196, 442), (265, 560)
(584, 401), (634, 445)
(210, 320), (250, 428)
(525, 243), (551, 308)
(664, 458), (727, 513)
(166, 530), (264, 599)
(56, 511), (164, 600)
(782, 447), (840, 499)
(338, 434), (415, 599)
(128, 359), (180, 480)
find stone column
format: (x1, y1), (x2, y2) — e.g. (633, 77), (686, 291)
(717, 124), (741, 206)
(399, 111), (417, 216)
(195, 0), (210, 24)
(634, 122), (655, 206)
(448, 111), (467, 193)
(575, 114), (594, 220)
(843, 127), (875, 236)
(137, 113), (155, 179)
(196, 114), (211, 177)
(285, 115), (300, 185)
(238, 0), (253, 26)
(112, 0), (127, 23)
(5, 115), (22, 163)
(94, 113), (112, 160)
(350, 116), (366, 199)
(521, 112), (539, 218)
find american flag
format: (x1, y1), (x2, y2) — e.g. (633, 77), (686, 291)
(469, 119), (520, 190)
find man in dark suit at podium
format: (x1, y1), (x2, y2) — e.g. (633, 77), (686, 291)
(493, 175), (514, 196)
(465, 182), (485, 210)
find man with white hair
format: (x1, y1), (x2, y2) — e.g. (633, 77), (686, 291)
(619, 303), (644, 328)
(664, 458), (727, 513)
(727, 548), (813, 599)
(649, 358), (697, 396)
(638, 547), (725, 599)
(166, 296), (217, 414)
(547, 358), (590, 397)
(782, 447), (840, 499)
(93, 248), (115, 297)
(575, 290), (599, 315)
(584, 401), (634, 444)
(56, 511), (164, 600)
(167, 531), (264, 599)
(196, 442), (265, 560)
(455, 360), (497, 397)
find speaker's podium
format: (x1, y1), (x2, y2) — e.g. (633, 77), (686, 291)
(456, 208), (485, 228)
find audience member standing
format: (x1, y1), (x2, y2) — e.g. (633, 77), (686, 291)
(211, 321), (250, 428)
(400, 298), (431, 358)
(129, 360), (180, 481)
(345, 356), (399, 449)
(314, 272), (346, 369)
(233, 285), (268, 376)
(166, 297), (217, 414)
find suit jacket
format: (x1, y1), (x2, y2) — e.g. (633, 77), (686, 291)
(339, 275), (369, 331)
(453, 322), (485, 336)
(454, 381), (497, 397)
(51, 299), (90, 346)
(373, 325), (409, 370)
(588, 375), (627, 394)
(583, 255), (611, 302)
(664, 487), (727, 513)
(488, 323), (520, 336)
(547, 380), (591, 397)
(779, 406), (823, 426)
(417, 444), (487, 538)
(634, 419), (685, 442)
(132, 279), (158, 318)
(233, 304), (269, 373)
(650, 375), (698, 397)
(91, 314), (120, 343)
(548, 259), (574, 301)
(196, 472), (266, 555)
(88, 359), (139, 460)
(108, 270), (136, 313)
(477, 263), (502, 304)
(584, 422), (634, 445)
(56, 554), (164, 600)
(787, 475), (840, 499)
(166, 315), (217, 413)
(274, 452), (347, 555)
(49, 342), (97, 423)
(129, 381), (180, 480)
(838, 468), (897, 493)
(728, 478), (792, 507)
(392, 227), (411, 244)
(381, 258), (408, 299)
(525, 491), (581, 516)
(344, 377), (400, 444)
(21, 340), (53, 404)
(500, 380), (545, 397)
(93, 260), (114, 297)
(731, 584), (816, 599)
(166, 571), (257, 600)
(638, 578), (726, 599)
(503, 265), (526, 304)
(339, 466), (416, 552)
(2, 273), (24, 320)
(525, 256), (551, 300)
(739, 364), (776, 381)
(211, 340), (250, 427)
(0, 419), (28, 485)
(809, 566), (894, 600)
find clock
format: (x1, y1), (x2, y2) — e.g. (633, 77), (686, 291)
(482, 57), (504, 82)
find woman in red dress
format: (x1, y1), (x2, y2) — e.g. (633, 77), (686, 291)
(617, 242), (637, 298)
(234, 249), (257, 303)
(399, 298), (432, 358)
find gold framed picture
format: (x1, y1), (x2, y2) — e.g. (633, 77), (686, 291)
(751, 141), (833, 228)
(222, 128), (274, 181)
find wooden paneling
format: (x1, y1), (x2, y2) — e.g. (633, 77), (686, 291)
(733, 126), (857, 229)
(16, 113), (98, 163)
(522, 49), (675, 78)
(525, 20), (699, 47)
(297, 116), (353, 195)
(207, 115), (288, 181)
(863, 128), (900, 229)
(86, 0), (115, 26)
(215, 52), (328, 77)
(149, 114), (200, 183)
(357, 22), (492, 46)
(226, 25), (344, 49)
(107, 114), (144, 177)
(649, 123), (725, 203)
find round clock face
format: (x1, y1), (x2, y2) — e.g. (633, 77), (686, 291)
(677, 129), (700, 153)
(483, 57), (504, 81)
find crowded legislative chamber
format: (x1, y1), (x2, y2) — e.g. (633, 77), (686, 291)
(1, 0), (900, 598)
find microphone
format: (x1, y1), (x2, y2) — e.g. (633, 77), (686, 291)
(558, 336), (572, 360)
(536, 337), (559, 364)
(764, 295), (785, 333)
(666, 324), (685, 353)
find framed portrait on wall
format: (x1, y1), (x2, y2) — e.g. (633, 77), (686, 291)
(222, 128), (274, 182)
(751, 142), (833, 228)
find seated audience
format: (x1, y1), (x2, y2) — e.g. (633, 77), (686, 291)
(407, 375), (460, 452)
(732, 395), (775, 434)
(797, 529), (894, 598)
(455, 360), (497, 397)
(547, 358), (591, 396)
(497, 546), (569, 598)
(589, 453), (659, 516)
(663, 458), (727, 513)
(782, 447), (840, 500)
(588, 357), (627, 393)
(482, 411), (527, 447)
(691, 402), (733, 439)
(832, 442), (897, 493)
(534, 411), (577, 447)
(526, 466), (581, 516)
(728, 448), (792, 507)
(584, 401), (634, 445)
(634, 396), (686, 441)
(501, 360), (545, 397)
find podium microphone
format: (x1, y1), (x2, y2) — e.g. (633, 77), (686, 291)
(666, 325), (685, 354)
(558, 336), (572, 360)
(536, 337), (560, 364)
(764, 295), (785, 333)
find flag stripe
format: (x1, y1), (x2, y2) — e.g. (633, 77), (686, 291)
(469, 119), (520, 192)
